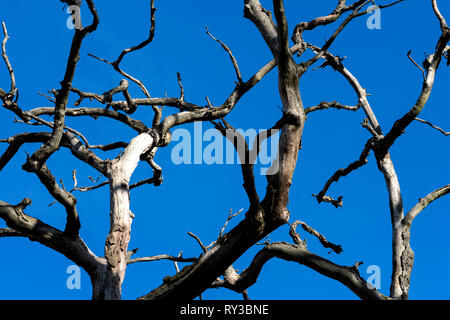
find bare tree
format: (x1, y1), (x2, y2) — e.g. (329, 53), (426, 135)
(0, 0), (449, 300)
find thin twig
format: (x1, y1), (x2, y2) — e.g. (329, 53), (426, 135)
(174, 251), (183, 273)
(219, 209), (243, 239)
(113, 0), (157, 67)
(315, 138), (375, 206)
(415, 117), (449, 136)
(177, 72), (185, 101)
(206, 26), (243, 84)
(1, 22), (16, 96)
(127, 254), (197, 265)
(187, 232), (207, 253)
(88, 53), (151, 99)
(407, 50), (426, 81)
(294, 220), (343, 254)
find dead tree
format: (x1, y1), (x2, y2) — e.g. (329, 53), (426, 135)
(0, 0), (449, 300)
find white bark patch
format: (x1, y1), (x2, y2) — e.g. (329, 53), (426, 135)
(115, 133), (154, 182)
(104, 132), (155, 299)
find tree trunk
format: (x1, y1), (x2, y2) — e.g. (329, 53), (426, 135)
(99, 133), (155, 300)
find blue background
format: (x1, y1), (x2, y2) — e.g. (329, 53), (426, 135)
(0, 0), (449, 300)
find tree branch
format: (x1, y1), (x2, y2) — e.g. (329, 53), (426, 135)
(211, 242), (387, 300)
(292, 0), (364, 45)
(432, 0), (448, 32)
(30, 107), (149, 133)
(1, 22), (16, 97)
(380, 11), (450, 153)
(292, 220), (343, 254)
(244, 0), (279, 56)
(315, 138), (375, 206)
(414, 117), (450, 136)
(33, 163), (80, 238)
(272, 0), (291, 69)
(0, 228), (27, 238)
(23, 0), (99, 172)
(206, 27), (243, 84)
(112, 0), (156, 68)
(403, 185), (450, 227)
(305, 101), (360, 114)
(0, 198), (103, 277)
(128, 254), (197, 265)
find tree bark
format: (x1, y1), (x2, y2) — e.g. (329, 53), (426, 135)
(102, 133), (155, 299)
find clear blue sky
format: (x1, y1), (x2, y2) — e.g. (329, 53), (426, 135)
(0, 1), (449, 300)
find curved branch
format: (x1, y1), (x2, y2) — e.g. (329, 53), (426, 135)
(206, 27), (243, 84)
(23, 1), (99, 172)
(307, 43), (382, 134)
(304, 43), (410, 299)
(112, 0), (156, 68)
(0, 132), (51, 172)
(1, 22), (16, 96)
(292, 0), (366, 45)
(34, 163), (80, 238)
(212, 242), (387, 300)
(432, 0), (448, 32)
(381, 23), (450, 153)
(0, 199), (103, 277)
(301, 1), (371, 70)
(315, 138), (374, 205)
(403, 185), (450, 228)
(414, 117), (450, 136)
